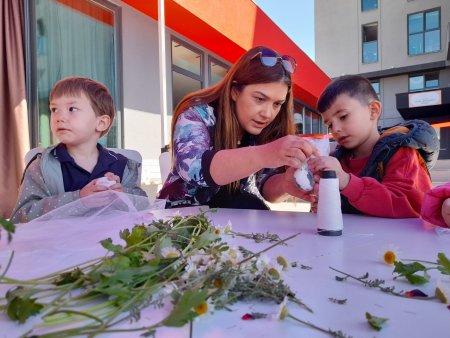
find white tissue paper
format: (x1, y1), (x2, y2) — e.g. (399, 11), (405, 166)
(294, 134), (331, 191)
(96, 177), (116, 187)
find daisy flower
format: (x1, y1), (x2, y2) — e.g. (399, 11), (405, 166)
(435, 279), (450, 304)
(194, 302), (208, 316)
(379, 245), (401, 265)
(161, 247), (181, 259)
(194, 298), (214, 319)
(255, 254), (271, 272)
(276, 256), (289, 271)
(142, 251), (156, 262)
(213, 220), (233, 235)
(220, 246), (242, 265)
(267, 262), (283, 280)
(223, 220), (232, 233)
(269, 297), (289, 320)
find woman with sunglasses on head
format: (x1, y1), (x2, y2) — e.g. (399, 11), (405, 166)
(157, 46), (319, 209)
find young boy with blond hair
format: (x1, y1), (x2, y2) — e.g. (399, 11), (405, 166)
(308, 75), (439, 218)
(11, 77), (146, 223)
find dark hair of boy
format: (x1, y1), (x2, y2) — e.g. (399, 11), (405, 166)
(317, 74), (379, 115)
(49, 77), (115, 137)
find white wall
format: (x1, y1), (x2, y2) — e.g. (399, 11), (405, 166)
(109, 1), (171, 183)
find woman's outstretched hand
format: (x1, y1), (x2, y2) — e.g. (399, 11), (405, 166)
(259, 135), (320, 169)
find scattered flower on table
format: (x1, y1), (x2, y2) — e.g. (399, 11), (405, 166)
(379, 244), (401, 265)
(405, 289), (428, 298)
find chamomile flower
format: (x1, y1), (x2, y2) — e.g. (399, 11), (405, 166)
(379, 245), (401, 265)
(161, 247), (181, 259)
(256, 254), (271, 272)
(276, 256), (289, 271)
(224, 220), (232, 234)
(213, 220), (233, 235)
(142, 251), (156, 262)
(194, 302), (208, 315)
(220, 246), (242, 265)
(255, 255), (283, 279)
(194, 298), (214, 319)
(267, 263), (283, 280)
(435, 279), (450, 304)
(269, 297), (289, 320)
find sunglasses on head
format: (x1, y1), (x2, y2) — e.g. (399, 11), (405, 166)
(251, 48), (297, 74)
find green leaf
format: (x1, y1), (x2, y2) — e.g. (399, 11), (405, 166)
(100, 238), (123, 253)
(0, 218), (15, 243)
(393, 261), (429, 284)
(393, 261), (426, 275)
(366, 312), (388, 331)
(163, 289), (208, 327)
(53, 267), (84, 286)
(6, 288), (43, 323)
(120, 225), (147, 247)
(404, 270), (430, 285)
(437, 252), (450, 276)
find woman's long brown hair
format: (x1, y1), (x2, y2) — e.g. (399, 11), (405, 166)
(171, 46), (296, 191)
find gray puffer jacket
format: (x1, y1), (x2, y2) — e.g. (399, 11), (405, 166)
(10, 145), (146, 223)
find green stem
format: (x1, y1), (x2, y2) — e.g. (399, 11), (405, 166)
(329, 266), (436, 301)
(287, 313), (348, 338)
(401, 259), (437, 265)
(0, 251), (14, 279)
(238, 232), (301, 266)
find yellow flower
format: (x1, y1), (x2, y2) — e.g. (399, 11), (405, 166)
(379, 245), (401, 265)
(194, 302), (208, 315)
(161, 247), (180, 259)
(213, 278), (223, 289)
(435, 279), (450, 304)
(270, 297), (289, 320)
(268, 267), (281, 280)
(383, 250), (397, 265)
(276, 256), (289, 271)
(214, 228), (221, 235)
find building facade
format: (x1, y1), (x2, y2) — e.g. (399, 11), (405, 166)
(315, 0), (450, 159)
(23, 0), (330, 181)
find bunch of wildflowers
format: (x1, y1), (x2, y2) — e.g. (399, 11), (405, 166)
(0, 211), (310, 337)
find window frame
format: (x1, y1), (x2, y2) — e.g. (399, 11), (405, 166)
(361, 0), (378, 12)
(25, 0), (123, 148)
(171, 37), (204, 83)
(371, 80), (381, 100)
(407, 8), (441, 56)
(362, 22), (379, 64)
(408, 72), (440, 92)
(208, 56), (229, 87)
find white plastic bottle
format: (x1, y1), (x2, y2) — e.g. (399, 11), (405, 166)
(317, 170), (343, 236)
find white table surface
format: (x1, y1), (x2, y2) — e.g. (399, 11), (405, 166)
(1, 206), (449, 338)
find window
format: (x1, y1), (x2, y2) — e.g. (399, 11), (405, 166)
(294, 101), (325, 135)
(361, 0), (377, 12)
(408, 9), (440, 55)
(409, 73), (439, 91)
(209, 57), (228, 86)
(27, 0), (122, 148)
(171, 39), (203, 110)
(362, 23), (378, 64)
(371, 81), (381, 100)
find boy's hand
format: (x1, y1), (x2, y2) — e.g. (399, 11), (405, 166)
(103, 172), (124, 192)
(308, 156), (350, 191)
(80, 179), (108, 198)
